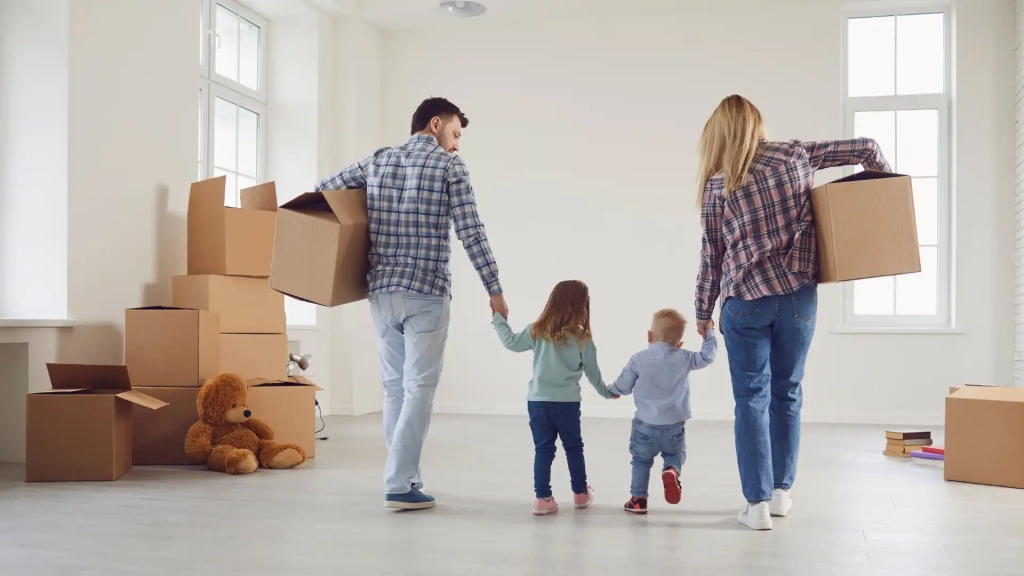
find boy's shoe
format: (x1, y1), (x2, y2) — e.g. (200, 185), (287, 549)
(623, 497), (648, 514)
(737, 502), (773, 530)
(384, 488), (435, 510)
(533, 497), (559, 516)
(769, 489), (792, 517)
(412, 481), (424, 490)
(573, 485), (596, 509)
(662, 468), (682, 505)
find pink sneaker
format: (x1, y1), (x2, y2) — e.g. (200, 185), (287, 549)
(573, 485), (596, 509)
(533, 497), (559, 516)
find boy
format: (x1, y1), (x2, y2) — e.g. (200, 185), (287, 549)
(607, 309), (717, 514)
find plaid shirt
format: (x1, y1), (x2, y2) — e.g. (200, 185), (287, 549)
(695, 139), (891, 322)
(315, 134), (502, 298)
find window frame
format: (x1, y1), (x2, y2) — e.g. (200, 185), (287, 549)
(199, 0), (267, 206)
(839, 3), (953, 330)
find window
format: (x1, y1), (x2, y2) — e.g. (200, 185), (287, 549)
(199, 0), (266, 207)
(842, 7), (951, 328)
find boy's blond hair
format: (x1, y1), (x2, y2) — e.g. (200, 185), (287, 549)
(651, 309), (687, 344)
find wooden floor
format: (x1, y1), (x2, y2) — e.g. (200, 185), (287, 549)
(2, 414), (1023, 575)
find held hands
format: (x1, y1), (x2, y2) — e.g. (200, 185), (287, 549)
(697, 320), (715, 339)
(490, 294), (509, 320)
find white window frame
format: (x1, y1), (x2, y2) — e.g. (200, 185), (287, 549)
(199, 0), (267, 205)
(840, 2), (953, 330)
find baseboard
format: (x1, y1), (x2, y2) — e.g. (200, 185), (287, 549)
(331, 402), (381, 416)
(432, 403), (943, 426)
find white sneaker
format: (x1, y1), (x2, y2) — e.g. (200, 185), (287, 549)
(738, 502), (773, 530)
(768, 489), (792, 517)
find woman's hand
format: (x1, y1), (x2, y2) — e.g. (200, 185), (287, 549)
(697, 320), (715, 339)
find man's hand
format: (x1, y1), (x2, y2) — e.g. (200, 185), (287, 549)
(490, 294), (509, 320)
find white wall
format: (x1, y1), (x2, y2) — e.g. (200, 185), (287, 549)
(0, 0), (69, 319)
(60, 0), (199, 362)
(1015, 0), (1024, 385)
(369, 0), (1016, 424)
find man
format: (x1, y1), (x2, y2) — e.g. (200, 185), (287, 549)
(315, 97), (508, 510)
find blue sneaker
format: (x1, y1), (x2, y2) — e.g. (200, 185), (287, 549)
(412, 481), (424, 490)
(385, 488), (435, 510)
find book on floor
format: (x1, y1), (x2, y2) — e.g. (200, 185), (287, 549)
(910, 450), (944, 461)
(922, 446), (944, 455)
(885, 430), (931, 441)
(883, 450), (911, 458)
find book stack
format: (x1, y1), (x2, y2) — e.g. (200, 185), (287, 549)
(884, 430), (933, 458)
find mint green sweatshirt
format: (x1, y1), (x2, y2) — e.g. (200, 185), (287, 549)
(492, 313), (614, 402)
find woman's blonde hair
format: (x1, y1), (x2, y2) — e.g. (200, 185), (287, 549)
(531, 280), (592, 348)
(697, 95), (766, 205)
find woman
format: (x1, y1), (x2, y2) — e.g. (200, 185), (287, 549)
(694, 95), (890, 530)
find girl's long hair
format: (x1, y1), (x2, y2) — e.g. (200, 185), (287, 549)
(697, 95), (766, 206)
(531, 280), (592, 348)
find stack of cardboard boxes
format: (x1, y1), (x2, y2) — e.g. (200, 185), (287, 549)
(126, 176), (318, 466)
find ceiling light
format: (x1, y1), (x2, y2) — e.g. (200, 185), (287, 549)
(439, 1), (487, 18)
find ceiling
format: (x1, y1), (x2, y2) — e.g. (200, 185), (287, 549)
(241, 0), (687, 29)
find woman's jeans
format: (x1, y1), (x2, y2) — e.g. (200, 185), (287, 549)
(721, 282), (816, 504)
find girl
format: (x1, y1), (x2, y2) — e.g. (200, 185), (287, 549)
(492, 280), (617, 515)
(694, 95), (892, 530)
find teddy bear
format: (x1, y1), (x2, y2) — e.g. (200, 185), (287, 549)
(185, 373), (306, 474)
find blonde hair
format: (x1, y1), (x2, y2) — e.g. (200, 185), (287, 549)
(697, 95), (766, 206)
(651, 309), (686, 344)
(531, 280), (592, 348)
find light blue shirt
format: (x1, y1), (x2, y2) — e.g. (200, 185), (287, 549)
(608, 330), (718, 425)
(492, 313), (614, 402)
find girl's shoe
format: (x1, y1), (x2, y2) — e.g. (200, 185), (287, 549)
(662, 468), (681, 504)
(573, 485), (596, 509)
(623, 497), (648, 514)
(533, 497), (559, 516)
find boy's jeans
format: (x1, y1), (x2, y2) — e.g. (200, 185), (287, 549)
(527, 401), (587, 498)
(629, 418), (686, 498)
(369, 291), (450, 495)
(721, 282), (816, 504)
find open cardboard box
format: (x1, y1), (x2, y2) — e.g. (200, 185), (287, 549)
(812, 170), (921, 283)
(270, 188), (369, 307)
(189, 178), (278, 278)
(247, 376), (322, 457)
(132, 387), (201, 465)
(27, 364), (167, 482)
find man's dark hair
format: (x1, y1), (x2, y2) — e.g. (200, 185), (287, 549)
(410, 97), (469, 135)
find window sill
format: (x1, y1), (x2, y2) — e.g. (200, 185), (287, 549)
(0, 318), (82, 328)
(830, 326), (962, 335)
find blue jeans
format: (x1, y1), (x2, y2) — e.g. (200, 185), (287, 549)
(629, 418), (686, 498)
(721, 282), (816, 504)
(527, 401), (587, 498)
(369, 291), (450, 495)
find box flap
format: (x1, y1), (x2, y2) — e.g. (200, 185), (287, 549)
(280, 192), (332, 212)
(829, 170), (908, 185)
(322, 189), (368, 225)
(949, 386), (1024, 403)
(246, 376), (323, 391)
(32, 388), (89, 395)
(115, 390), (169, 410)
(127, 306), (194, 312)
(46, 363), (132, 391)
(241, 182), (278, 212)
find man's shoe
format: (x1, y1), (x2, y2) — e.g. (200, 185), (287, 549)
(384, 488), (435, 510)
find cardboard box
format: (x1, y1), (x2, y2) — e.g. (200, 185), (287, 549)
(945, 386), (1024, 489)
(125, 307), (221, 388)
(26, 364), (167, 482)
(172, 275), (285, 334)
(247, 377), (322, 457)
(189, 177), (278, 278)
(270, 188), (369, 307)
(132, 387), (201, 465)
(221, 334), (288, 381)
(811, 171), (921, 283)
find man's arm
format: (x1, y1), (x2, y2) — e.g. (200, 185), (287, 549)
(314, 154), (375, 192)
(607, 355), (640, 397)
(446, 157), (502, 297)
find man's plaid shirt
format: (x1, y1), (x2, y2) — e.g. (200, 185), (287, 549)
(316, 134), (502, 298)
(695, 138), (891, 322)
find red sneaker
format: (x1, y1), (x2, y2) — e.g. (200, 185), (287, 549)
(623, 497), (648, 514)
(662, 468), (681, 504)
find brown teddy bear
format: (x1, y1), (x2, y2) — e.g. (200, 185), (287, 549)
(185, 373), (306, 474)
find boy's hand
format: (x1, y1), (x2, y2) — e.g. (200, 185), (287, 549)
(611, 394), (620, 399)
(699, 320), (715, 339)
